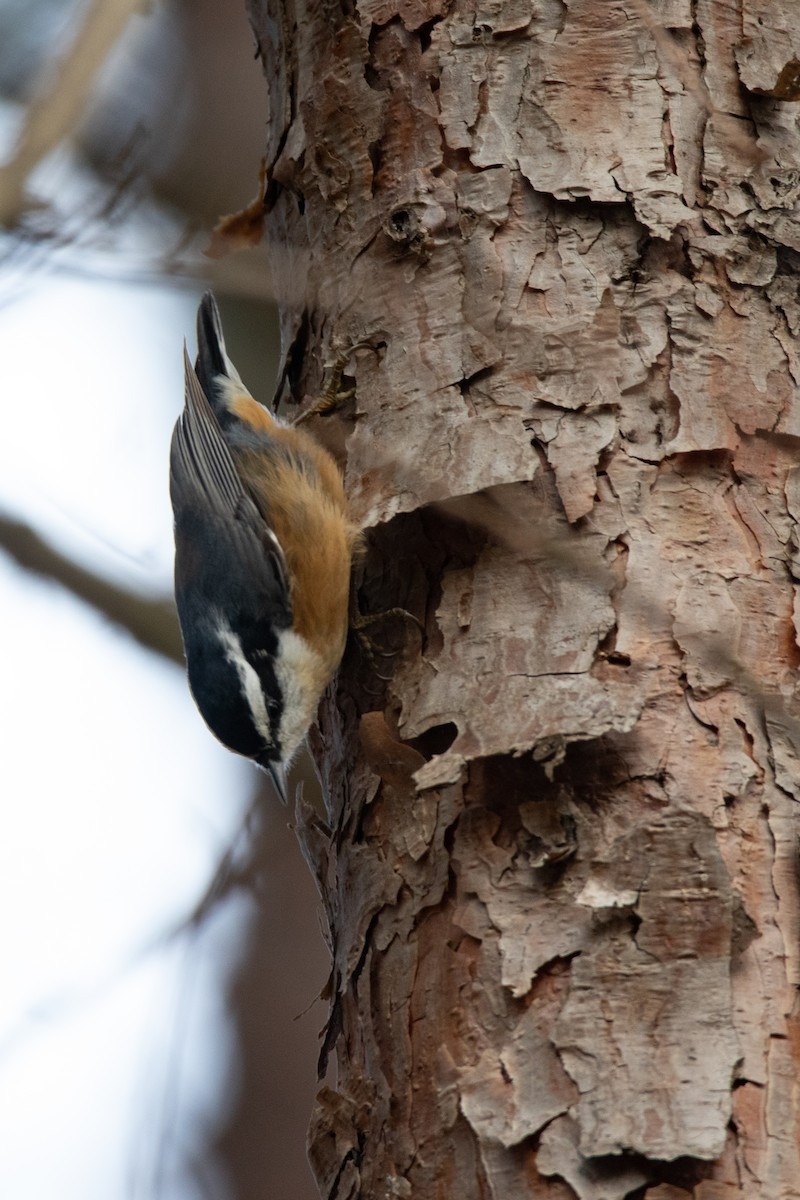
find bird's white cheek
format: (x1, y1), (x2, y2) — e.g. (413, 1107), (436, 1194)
(274, 629), (328, 764)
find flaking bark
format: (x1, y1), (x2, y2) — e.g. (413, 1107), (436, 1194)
(247, 1), (800, 1196)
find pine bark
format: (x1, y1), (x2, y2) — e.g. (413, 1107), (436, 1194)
(246, 2), (800, 1197)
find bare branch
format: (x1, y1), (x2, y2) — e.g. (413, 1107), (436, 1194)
(0, 0), (150, 226)
(0, 514), (182, 662)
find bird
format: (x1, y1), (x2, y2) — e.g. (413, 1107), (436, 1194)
(169, 292), (360, 803)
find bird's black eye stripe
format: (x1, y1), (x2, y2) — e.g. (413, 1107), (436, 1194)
(234, 632), (282, 715)
(248, 649), (280, 711)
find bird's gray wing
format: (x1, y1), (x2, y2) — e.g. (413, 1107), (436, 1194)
(170, 347), (290, 602)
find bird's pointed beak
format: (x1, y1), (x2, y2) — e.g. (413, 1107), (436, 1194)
(266, 761), (289, 805)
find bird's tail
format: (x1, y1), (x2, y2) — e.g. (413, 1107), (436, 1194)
(195, 291), (244, 405)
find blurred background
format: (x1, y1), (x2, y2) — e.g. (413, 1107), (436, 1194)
(0, 1), (328, 1197)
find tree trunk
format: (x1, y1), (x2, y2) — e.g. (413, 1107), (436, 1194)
(246, 1), (800, 1196)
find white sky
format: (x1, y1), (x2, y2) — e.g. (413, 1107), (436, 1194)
(0, 270), (259, 1200)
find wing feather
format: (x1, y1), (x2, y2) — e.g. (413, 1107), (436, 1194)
(171, 348), (244, 512)
(170, 345), (290, 605)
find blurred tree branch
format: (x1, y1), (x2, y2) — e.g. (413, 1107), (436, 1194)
(0, 0), (149, 226)
(0, 513), (182, 661)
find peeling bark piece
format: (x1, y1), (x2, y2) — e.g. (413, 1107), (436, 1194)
(452, 802), (594, 996)
(765, 706), (800, 803)
(735, 1), (800, 99)
(538, 1115), (652, 1200)
(652, 0), (693, 26)
(205, 159), (267, 258)
(437, 34), (485, 152)
(546, 409), (618, 522)
(349, 372), (539, 529)
(519, 797), (578, 867)
(459, 1005), (574, 1147)
(730, 1081), (768, 1190)
(299, 24), (386, 215)
(358, 0), (450, 31)
(673, 571), (742, 693)
(724, 236), (777, 287)
(332, 842), (403, 982)
(473, 0), (534, 35)
(474, 1139), (575, 1200)
(768, 275), (800, 340)
(766, 800), (800, 989)
(681, 696), (761, 817)
(666, 291), (792, 453)
(360, 710), (427, 792)
(696, 0), (749, 116)
(515, 1), (692, 238)
(535, 286), (623, 413)
(397, 492), (642, 787)
(554, 809), (739, 1161)
(438, 1), (694, 237)
(412, 672), (641, 791)
(763, 1033), (800, 1187)
(307, 1086), (366, 1200)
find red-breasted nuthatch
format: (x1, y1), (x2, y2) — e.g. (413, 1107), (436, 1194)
(170, 293), (359, 802)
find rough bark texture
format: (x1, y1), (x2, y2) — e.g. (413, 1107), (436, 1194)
(246, 1), (800, 1197)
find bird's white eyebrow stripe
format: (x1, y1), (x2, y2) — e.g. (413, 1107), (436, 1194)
(215, 623), (274, 743)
